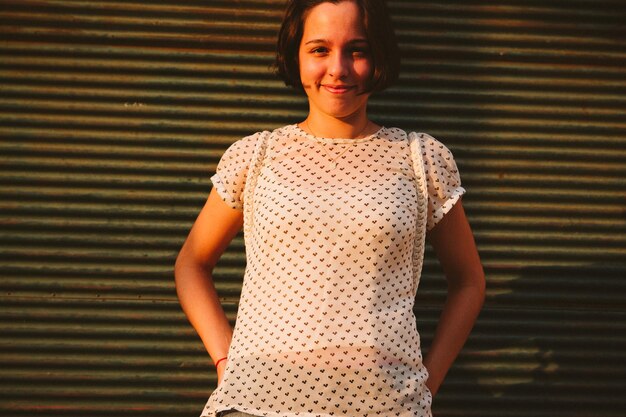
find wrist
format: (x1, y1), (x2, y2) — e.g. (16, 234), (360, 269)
(215, 356), (228, 368)
(424, 361), (444, 396)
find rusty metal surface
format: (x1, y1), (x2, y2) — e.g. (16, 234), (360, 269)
(1, 1), (625, 416)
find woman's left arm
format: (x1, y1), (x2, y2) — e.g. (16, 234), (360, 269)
(423, 199), (486, 397)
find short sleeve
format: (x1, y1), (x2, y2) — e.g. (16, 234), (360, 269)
(419, 133), (466, 231)
(210, 132), (263, 211)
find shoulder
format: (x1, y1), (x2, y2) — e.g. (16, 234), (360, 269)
(218, 129), (280, 165)
(377, 126), (409, 142)
(383, 128), (455, 162)
(404, 131), (457, 165)
(379, 127), (447, 149)
(223, 130), (269, 154)
(404, 131), (448, 152)
(236, 125), (295, 147)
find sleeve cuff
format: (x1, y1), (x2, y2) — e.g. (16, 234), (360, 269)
(427, 187), (466, 231)
(210, 173), (243, 210)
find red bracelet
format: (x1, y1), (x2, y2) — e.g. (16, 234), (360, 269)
(215, 356), (228, 368)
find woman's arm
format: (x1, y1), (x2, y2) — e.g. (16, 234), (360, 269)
(174, 187), (244, 384)
(423, 199), (486, 397)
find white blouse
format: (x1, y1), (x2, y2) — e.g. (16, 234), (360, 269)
(202, 124), (465, 417)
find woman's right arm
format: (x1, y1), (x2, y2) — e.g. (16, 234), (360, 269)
(174, 186), (244, 384)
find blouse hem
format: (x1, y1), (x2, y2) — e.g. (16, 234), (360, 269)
(205, 406), (343, 417)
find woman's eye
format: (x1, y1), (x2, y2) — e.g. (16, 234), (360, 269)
(352, 48), (370, 57)
(311, 47), (328, 55)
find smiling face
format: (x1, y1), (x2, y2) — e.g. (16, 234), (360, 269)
(298, 0), (373, 121)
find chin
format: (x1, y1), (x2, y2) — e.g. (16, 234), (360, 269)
(330, 109), (365, 119)
(320, 103), (366, 119)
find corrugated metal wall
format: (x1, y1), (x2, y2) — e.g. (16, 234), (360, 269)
(1, 1), (625, 416)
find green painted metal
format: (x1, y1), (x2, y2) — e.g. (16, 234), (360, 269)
(1, 1), (625, 416)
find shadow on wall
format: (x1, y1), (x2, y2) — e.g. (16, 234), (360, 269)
(378, 2), (626, 417)
(416, 261), (626, 417)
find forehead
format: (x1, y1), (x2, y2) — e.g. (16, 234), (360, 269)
(301, 1), (367, 41)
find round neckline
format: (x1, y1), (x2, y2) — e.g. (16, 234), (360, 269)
(292, 123), (385, 144)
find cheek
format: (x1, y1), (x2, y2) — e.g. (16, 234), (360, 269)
(355, 59), (373, 80)
(299, 59), (322, 83)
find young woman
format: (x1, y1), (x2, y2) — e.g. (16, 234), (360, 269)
(174, 1), (485, 416)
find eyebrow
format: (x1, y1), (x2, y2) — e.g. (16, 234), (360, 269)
(304, 38), (369, 45)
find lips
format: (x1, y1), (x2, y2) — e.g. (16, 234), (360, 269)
(323, 84), (355, 94)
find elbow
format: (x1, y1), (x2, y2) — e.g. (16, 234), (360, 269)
(173, 245), (214, 292)
(174, 246), (197, 294)
(447, 263), (486, 306)
(478, 274), (486, 307)
(173, 250), (189, 297)
(470, 260), (486, 297)
(174, 245), (189, 283)
(474, 264), (487, 307)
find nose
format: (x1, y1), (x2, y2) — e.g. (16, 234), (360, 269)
(328, 50), (350, 79)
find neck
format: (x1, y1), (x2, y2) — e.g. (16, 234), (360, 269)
(304, 111), (373, 139)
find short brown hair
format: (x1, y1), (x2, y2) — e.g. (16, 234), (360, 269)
(274, 0), (400, 94)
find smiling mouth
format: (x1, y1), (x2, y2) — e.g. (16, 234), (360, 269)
(323, 85), (355, 94)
